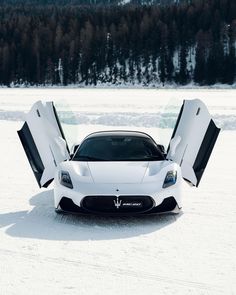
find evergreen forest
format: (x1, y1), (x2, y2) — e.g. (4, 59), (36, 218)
(0, 0), (235, 86)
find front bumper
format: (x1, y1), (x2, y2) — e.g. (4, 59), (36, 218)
(56, 195), (180, 215)
(54, 171), (182, 215)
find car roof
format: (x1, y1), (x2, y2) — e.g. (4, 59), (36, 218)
(84, 130), (152, 140)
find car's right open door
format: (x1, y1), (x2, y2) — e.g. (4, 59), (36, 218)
(166, 99), (220, 187)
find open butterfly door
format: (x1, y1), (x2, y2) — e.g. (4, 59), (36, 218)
(166, 99), (220, 187)
(18, 101), (70, 188)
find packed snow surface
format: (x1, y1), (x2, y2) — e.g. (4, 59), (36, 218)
(0, 88), (235, 294)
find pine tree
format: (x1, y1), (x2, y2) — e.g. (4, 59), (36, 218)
(178, 43), (189, 84)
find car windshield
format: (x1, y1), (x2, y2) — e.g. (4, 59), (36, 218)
(73, 135), (165, 161)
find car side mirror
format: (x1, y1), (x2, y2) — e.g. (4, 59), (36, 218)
(169, 135), (181, 157)
(157, 144), (165, 154)
(70, 144), (80, 157)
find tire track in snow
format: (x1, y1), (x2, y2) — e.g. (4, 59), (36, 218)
(0, 248), (224, 293)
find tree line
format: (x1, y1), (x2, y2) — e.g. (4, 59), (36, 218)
(0, 0), (235, 86)
(0, 0), (190, 5)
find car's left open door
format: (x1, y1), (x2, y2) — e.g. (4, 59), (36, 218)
(166, 99), (220, 187)
(18, 101), (70, 188)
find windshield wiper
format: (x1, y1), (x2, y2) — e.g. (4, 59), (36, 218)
(141, 155), (164, 161)
(73, 155), (105, 161)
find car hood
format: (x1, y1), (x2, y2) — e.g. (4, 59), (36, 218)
(87, 161), (149, 184)
(67, 160), (169, 184)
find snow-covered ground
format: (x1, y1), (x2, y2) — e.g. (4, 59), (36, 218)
(0, 89), (235, 295)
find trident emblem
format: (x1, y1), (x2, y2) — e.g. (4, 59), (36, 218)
(113, 197), (122, 209)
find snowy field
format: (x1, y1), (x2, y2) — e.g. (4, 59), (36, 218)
(0, 88), (235, 295)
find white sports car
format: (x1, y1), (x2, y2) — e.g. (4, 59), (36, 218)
(18, 99), (220, 215)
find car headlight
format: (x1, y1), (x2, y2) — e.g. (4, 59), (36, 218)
(59, 170), (73, 189)
(163, 171), (177, 188)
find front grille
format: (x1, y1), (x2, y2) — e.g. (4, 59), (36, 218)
(58, 196), (178, 215)
(81, 195), (154, 214)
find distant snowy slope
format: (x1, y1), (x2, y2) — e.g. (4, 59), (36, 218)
(0, 89), (236, 131)
(1, 109), (236, 131)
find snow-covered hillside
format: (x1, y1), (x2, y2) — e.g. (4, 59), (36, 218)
(0, 89), (235, 294)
